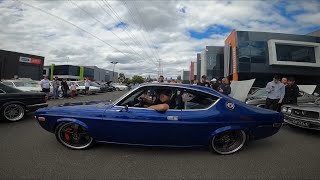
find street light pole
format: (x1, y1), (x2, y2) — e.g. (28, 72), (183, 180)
(110, 61), (118, 82)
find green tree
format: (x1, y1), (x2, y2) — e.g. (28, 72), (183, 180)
(131, 75), (145, 84)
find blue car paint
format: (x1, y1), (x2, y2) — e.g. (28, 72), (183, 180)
(35, 83), (283, 148)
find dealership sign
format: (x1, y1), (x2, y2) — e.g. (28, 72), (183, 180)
(19, 56), (42, 65)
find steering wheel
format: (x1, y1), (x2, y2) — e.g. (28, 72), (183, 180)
(133, 97), (145, 107)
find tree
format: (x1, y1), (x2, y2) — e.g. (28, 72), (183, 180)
(131, 75), (145, 84)
(119, 73), (125, 79)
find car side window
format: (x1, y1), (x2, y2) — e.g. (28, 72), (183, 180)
(116, 86), (178, 109)
(178, 89), (219, 110)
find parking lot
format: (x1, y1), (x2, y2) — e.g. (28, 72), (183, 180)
(1, 91), (320, 179)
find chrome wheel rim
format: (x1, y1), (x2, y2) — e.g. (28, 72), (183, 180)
(58, 123), (93, 149)
(4, 104), (25, 121)
(212, 130), (246, 155)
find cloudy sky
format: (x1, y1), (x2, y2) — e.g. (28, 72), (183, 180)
(0, 0), (319, 78)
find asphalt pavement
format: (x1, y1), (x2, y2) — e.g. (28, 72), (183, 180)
(1, 91), (320, 180)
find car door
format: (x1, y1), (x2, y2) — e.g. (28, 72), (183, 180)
(98, 86), (184, 146)
(178, 88), (223, 146)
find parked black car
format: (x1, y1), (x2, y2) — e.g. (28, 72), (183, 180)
(0, 83), (48, 122)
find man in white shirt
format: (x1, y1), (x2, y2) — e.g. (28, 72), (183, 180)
(84, 77), (90, 95)
(40, 76), (51, 99)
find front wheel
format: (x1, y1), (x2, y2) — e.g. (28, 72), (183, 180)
(210, 130), (246, 155)
(55, 122), (94, 150)
(1, 104), (25, 122)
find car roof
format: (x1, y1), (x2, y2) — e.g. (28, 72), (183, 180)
(139, 83), (220, 95)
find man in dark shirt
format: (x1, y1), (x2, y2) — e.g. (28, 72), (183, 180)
(197, 75), (210, 87)
(283, 77), (299, 104)
(148, 89), (174, 111)
(218, 78), (231, 95)
(210, 78), (220, 91)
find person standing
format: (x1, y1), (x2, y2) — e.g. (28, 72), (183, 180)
(210, 78), (220, 91)
(265, 75), (285, 111)
(70, 82), (77, 99)
(61, 79), (69, 98)
(84, 78), (90, 95)
(218, 78), (231, 95)
(283, 77), (299, 104)
(197, 75), (210, 87)
(40, 76), (50, 99)
(281, 77), (288, 86)
(159, 75), (164, 83)
(52, 76), (60, 99)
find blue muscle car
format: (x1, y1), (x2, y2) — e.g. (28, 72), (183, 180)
(35, 84), (283, 155)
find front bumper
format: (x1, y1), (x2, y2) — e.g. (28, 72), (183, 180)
(284, 114), (320, 130)
(27, 103), (48, 112)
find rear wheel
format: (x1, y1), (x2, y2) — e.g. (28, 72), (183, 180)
(1, 104), (25, 122)
(210, 130), (246, 155)
(55, 122), (94, 150)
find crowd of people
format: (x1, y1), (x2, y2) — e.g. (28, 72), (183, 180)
(39, 76), (91, 100)
(265, 75), (299, 111)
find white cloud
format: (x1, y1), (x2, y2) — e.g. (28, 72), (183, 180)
(0, 0), (319, 79)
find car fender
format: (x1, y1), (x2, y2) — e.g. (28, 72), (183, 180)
(56, 118), (89, 130)
(209, 126), (249, 140)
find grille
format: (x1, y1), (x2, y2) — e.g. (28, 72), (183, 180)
(292, 109), (319, 119)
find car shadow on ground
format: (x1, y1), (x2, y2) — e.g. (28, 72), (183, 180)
(93, 142), (208, 155)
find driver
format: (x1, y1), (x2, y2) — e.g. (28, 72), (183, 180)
(148, 89), (175, 112)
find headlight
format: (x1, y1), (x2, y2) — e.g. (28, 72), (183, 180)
(287, 108), (292, 114)
(281, 107), (287, 113)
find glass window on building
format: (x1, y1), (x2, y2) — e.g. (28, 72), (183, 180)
(276, 44), (316, 63)
(238, 41), (251, 63)
(54, 65), (69, 75)
(250, 41), (266, 63)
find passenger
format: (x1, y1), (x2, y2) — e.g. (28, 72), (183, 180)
(159, 75), (164, 83)
(148, 89), (175, 112)
(210, 78), (220, 91)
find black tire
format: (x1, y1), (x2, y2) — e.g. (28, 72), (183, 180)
(116, 87), (120, 91)
(1, 104), (25, 122)
(210, 130), (246, 155)
(55, 122), (94, 150)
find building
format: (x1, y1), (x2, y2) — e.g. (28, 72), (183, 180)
(196, 53), (201, 81)
(0, 49), (44, 80)
(181, 70), (190, 84)
(44, 65), (118, 82)
(199, 46), (224, 81)
(224, 30), (320, 87)
(189, 61), (197, 82)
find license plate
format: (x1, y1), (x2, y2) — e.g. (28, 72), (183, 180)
(292, 120), (310, 127)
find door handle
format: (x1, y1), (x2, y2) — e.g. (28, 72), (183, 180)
(167, 116), (178, 121)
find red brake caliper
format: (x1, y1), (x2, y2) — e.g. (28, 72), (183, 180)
(64, 127), (73, 141)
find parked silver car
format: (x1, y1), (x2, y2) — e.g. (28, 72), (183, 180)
(282, 98), (320, 130)
(245, 88), (318, 108)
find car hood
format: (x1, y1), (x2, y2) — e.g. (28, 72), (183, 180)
(283, 103), (320, 112)
(36, 101), (113, 116)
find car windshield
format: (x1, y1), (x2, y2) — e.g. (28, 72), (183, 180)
(14, 81), (39, 87)
(90, 82), (100, 87)
(0, 83), (22, 93)
(77, 82), (85, 86)
(251, 88), (267, 97)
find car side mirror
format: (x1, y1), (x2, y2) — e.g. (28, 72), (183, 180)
(119, 105), (128, 112)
